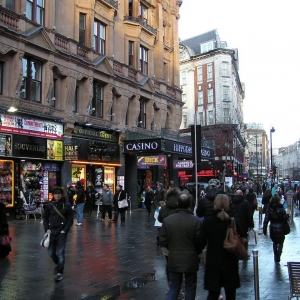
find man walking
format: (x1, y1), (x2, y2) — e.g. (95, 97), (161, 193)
(43, 186), (73, 281)
(159, 192), (202, 299)
(101, 184), (114, 221)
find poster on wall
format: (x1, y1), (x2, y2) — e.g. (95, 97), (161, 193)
(47, 140), (63, 160)
(94, 167), (104, 194)
(104, 167), (115, 194)
(71, 165), (85, 186)
(0, 134), (12, 156)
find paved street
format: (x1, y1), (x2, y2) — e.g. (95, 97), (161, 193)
(0, 197), (299, 300)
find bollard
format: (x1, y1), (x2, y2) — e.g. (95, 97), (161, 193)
(253, 249), (260, 300)
(290, 201), (294, 223)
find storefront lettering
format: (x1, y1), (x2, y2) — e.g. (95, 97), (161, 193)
(14, 143), (45, 152)
(73, 128), (114, 140)
(126, 142), (159, 151)
(201, 149), (211, 157)
(173, 143), (192, 154)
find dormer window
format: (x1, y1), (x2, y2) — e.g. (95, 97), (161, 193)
(201, 41), (214, 53)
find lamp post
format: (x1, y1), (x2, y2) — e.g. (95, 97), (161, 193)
(255, 134), (259, 194)
(270, 127), (275, 182)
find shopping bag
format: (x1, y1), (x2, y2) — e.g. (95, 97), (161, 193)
(40, 232), (50, 248)
(248, 229), (257, 246)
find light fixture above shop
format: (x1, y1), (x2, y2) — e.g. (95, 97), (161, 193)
(85, 121), (93, 126)
(7, 106), (18, 113)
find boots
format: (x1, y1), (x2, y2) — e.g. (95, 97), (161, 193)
(273, 243), (283, 262)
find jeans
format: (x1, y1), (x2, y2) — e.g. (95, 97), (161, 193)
(76, 203), (85, 223)
(167, 271), (197, 300)
(48, 233), (67, 274)
(101, 205), (112, 220)
(114, 210), (125, 222)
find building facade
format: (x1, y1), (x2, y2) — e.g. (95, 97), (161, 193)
(179, 29), (246, 181)
(0, 0), (183, 209)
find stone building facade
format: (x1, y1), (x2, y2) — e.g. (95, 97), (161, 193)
(0, 0), (183, 208)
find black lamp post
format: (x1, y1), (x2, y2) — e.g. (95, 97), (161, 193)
(255, 134), (259, 194)
(270, 127), (275, 182)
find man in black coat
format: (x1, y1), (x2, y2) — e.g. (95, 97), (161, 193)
(159, 192), (202, 299)
(43, 187), (73, 281)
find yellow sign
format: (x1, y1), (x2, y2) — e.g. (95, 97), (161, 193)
(47, 140), (63, 160)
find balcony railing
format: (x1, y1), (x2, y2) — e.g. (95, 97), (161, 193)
(97, 0), (118, 9)
(0, 6), (20, 30)
(54, 34), (69, 51)
(124, 16), (157, 35)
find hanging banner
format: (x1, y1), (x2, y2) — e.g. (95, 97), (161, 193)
(137, 155), (166, 166)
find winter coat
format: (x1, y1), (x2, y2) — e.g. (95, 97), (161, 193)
(113, 190), (127, 212)
(157, 190), (178, 223)
(262, 194), (272, 213)
(154, 187), (165, 202)
(67, 187), (76, 203)
(144, 189), (154, 207)
(75, 184), (85, 205)
(159, 209), (202, 273)
(263, 202), (288, 243)
(43, 198), (73, 236)
(231, 195), (254, 237)
(198, 211), (243, 292)
(245, 192), (257, 211)
(85, 186), (97, 205)
(102, 188), (114, 205)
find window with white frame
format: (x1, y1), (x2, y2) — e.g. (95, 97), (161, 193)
(139, 46), (148, 74)
(208, 110), (214, 125)
(198, 90), (203, 105)
(197, 67), (203, 82)
(223, 86), (229, 101)
(207, 64), (213, 80)
(20, 57), (42, 102)
(181, 70), (187, 84)
(208, 89), (214, 103)
(182, 93), (187, 105)
(199, 112), (204, 126)
(183, 115), (187, 128)
(94, 20), (106, 54)
(201, 41), (213, 53)
(26, 0), (44, 25)
(224, 108), (230, 123)
(222, 62), (229, 76)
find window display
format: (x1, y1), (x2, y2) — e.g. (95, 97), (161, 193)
(0, 160), (14, 207)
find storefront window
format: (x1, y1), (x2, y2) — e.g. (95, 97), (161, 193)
(0, 160), (14, 207)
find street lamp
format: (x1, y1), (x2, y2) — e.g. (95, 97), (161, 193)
(270, 127), (275, 182)
(255, 134), (259, 194)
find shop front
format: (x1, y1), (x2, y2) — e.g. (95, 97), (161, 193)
(0, 113), (64, 209)
(63, 127), (121, 194)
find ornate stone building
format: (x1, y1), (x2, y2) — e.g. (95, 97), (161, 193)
(0, 0), (183, 208)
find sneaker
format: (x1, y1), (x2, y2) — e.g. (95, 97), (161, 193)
(77, 223), (82, 226)
(55, 273), (63, 281)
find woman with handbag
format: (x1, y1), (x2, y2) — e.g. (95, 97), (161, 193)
(198, 194), (244, 300)
(0, 200), (11, 257)
(112, 185), (127, 223)
(263, 194), (289, 263)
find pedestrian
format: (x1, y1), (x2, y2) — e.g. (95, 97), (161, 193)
(198, 194), (243, 300)
(159, 192), (202, 300)
(154, 200), (165, 245)
(43, 186), (73, 281)
(113, 184), (127, 223)
(245, 188), (257, 216)
(101, 183), (114, 221)
(154, 183), (165, 208)
(262, 182), (267, 195)
(0, 200), (10, 257)
(271, 184), (278, 196)
(66, 181), (76, 203)
(263, 194), (289, 262)
(85, 181), (97, 217)
(284, 186), (295, 215)
(75, 181), (85, 226)
(231, 190), (254, 238)
(144, 186), (154, 216)
(261, 189), (272, 214)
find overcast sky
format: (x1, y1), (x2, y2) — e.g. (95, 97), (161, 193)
(178, 0), (300, 149)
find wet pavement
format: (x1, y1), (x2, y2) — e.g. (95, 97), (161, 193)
(0, 197), (299, 300)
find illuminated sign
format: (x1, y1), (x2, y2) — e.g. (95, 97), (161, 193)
(124, 139), (161, 153)
(137, 155), (166, 166)
(173, 160), (193, 169)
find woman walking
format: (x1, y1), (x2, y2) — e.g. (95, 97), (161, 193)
(144, 186), (154, 216)
(198, 194), (243, 300)
(75, 181), (85, 226)
(262, 189), (272, 214)
(263, 194), (289, 262)
(113, 185), (127, 223)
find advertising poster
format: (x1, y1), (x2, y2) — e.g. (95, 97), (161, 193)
(0, 134), (12, 156)
(47, 140), (63, 160)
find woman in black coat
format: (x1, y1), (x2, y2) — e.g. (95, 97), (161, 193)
(263, 194), (289, 262)
(0, 201), (10, 257)
(113, 184), (127, 222)
(261, 189), (272, 214)
(144, 186), (154, 216)
(245, 188), (257, 215)
(85, 181), (97, 216)
(199, 194), (243, 300)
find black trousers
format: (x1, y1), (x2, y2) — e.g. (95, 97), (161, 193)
(101, 205), (112, 220)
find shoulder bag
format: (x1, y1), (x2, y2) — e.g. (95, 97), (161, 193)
(282, 220), (290, 235)
(224, 218), (249, 260)
(52, 204), (66, 220)
(118, 192), (128, 209)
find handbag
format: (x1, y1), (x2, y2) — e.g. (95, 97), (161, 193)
(282, 221), (290, 235)
(248, 229), (257, 246)
(40, 232), (50, 248)
(1, 235), (12, 249)
(223, 218), (249, 260)
(117, 191), (128, 209)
